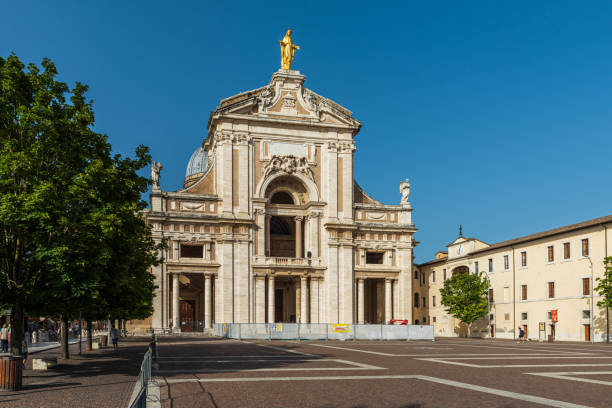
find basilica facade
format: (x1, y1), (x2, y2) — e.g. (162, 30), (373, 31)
(145, 69), (416, 331)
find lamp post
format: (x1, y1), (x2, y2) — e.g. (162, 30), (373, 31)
(587, 257), (594, 343)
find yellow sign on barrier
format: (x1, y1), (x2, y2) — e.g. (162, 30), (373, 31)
(275, 323), (283, 332)
(332, 324), (350, 333)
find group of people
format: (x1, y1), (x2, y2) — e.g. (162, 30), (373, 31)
(1, 323), (28, 366)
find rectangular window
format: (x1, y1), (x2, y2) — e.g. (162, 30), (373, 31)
(432, 271), (436, 283)
(443, 269), (447, 280)
(582, 239), (589, 257)
(582, 310), (591, 319)
(547, 311), (552, 320)
(421, 273), (425, 285)
(582, 278), (590, 296)
(547, 246), (554, 262)
(432, 296), (436, 307)
(433, 316), (437, 323)
(414, 295), (419, 308)
(488, 258), (493, 272)
(423, 296), (427, 308)
(475, 261), (479, 273)
(504, 313), (510, 321)
(521, 312), (528, 320)
(521, 285), (527, 300)
(563, 242), (570, 260)
(414, 271), (419, 280)
(520, 251), (527, 267)
(489, 289), (494, 303)
(366, 251), (384, 264)
(504, 255), (510, 270)
(180, 244), (204, 258)
(489, 314), (494, 322)
(548, 282), (555, 298)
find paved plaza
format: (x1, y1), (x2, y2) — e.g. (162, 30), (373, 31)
(0, 337), (149, 408)
(154, 337), (612, 408)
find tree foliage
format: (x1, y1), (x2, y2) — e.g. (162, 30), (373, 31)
(0, 53), (160, 357)
(439, 272), (489, 329)
(595, 257), (612, 309)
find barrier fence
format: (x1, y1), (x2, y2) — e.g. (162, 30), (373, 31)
(127, 334), (157, 408)
(213, 323), (434, 341)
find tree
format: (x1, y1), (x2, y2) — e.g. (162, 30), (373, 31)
(595, 256), (612, 342)
(439, 271), (489, 338)
(0, 53), (160, 358)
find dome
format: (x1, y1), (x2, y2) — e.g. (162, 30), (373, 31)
(185, 146), (208, 178)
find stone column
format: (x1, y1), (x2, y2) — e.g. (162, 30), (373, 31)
(204, 275), (212, 328)
(393, 279), (399, 320)
(255, 276), (266, 323)
(172, 273), (180, 331)
(358, 279), (365, 324)
(267, 275), (275, 323)
(256, 210), (265, 256)
(300, 275), (308, 323)
(311, 214), (319, 258)
(310, 278), (319, 323)
(265, 215), (271, 257)
(385, 278), (392, 324)
(295, 216), (303, 258)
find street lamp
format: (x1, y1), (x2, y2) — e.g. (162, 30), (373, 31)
(587, 256), (594, 344)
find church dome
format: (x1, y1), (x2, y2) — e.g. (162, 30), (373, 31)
(185, 146), (208, 178)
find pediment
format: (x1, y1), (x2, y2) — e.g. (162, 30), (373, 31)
(209, 70), (361, 129)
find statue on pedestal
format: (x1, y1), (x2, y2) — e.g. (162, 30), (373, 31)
(151, 161), (163, 190)
(279, 29), (300, 70)
(399, 178), (411, 206)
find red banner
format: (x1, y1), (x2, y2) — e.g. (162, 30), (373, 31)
(551, 310), (558, 322)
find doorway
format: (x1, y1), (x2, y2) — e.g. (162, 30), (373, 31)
(522, 324), (528, 339)
(584, 324), (591, 342)
(549, 324), (556, 338)
(180, 300), (196, 332)
(490, 324), (495, 338)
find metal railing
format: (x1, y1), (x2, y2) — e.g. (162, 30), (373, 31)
(213, 323), (434, 341)
(127, 333), (156, 408)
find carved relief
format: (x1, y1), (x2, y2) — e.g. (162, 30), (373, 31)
(263, 154), (315, 182)
(181, 202), (205, 211)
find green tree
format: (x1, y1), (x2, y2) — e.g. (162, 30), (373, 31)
(595, 257), (612, 314)
(0, 53), (160, 357)
(439, 271), (489, 337)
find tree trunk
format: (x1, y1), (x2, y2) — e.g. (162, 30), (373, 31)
(10, 300), (24, 356)
(86, 320), (93, 351)
(61, 316), (69, 359)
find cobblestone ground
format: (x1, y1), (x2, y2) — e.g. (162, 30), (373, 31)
(154, 337), (612, 408)
(0, 337), (150, 408)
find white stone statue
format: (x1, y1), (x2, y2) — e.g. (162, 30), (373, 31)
(399, 178), (410, 205)
(151, 161), (163, 190)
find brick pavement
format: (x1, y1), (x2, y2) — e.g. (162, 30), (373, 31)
(153, 337), (612, 408)
(0, 336), (150, 408)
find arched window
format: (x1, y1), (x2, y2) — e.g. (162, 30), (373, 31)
(270, 191), (294, 205)
(414, 293), (420, 308)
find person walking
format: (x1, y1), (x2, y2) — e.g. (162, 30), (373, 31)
(111, 325), (119, 350)
(0, 324), (9, 353)
(517, 326), (526, 343)
(21, 337), (28, 368)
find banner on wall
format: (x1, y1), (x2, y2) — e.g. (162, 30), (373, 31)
(332, 324), (350, 333)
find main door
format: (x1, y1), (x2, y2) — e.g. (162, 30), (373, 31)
(180, 300), (196, 332)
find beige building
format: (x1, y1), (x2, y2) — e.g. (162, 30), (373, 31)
(417, 215), (612, 342)
(144, 68), (417, 332)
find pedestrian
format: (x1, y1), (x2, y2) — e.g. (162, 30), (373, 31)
(0, 324), (9, 353)
(21, 337), (28, 368)
(111, 325), (119, 350)
(517, 326), (525, 343)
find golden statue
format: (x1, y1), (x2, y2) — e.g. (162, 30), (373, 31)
(279, 29), (300, 70)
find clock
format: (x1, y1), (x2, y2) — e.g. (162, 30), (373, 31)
(456, 245), (465, 256)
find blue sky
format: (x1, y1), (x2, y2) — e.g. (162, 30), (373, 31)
(3, 1), (611, 262)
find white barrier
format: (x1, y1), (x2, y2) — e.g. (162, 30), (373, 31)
(213, 323), (434, 341)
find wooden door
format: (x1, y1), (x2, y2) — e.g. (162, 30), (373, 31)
(275, 289), (284, 322)
(490, 324), (495, 338)
(180, 300), (195, 332)
(585, 324), (591, 341)
(550, 324), (555, 337)
(523, 324), (528, 339)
